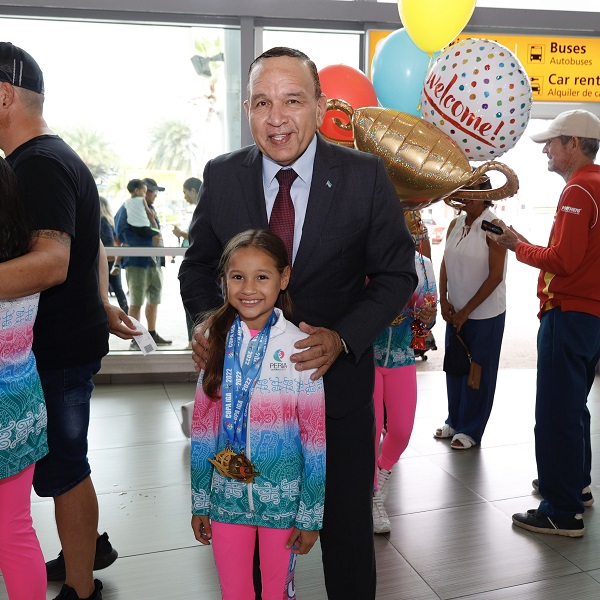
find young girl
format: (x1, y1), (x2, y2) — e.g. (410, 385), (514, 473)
(371, 250), (437, 534)
(0, 157), (48, 599)
(190, 229), (326, 600)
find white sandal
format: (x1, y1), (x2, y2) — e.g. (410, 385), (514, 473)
(451, 433), (476, 450)
(434, 425), (455, 439)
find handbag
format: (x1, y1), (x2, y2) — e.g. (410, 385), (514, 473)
(443, 333), (470, 376)
(443, 333), (482, 390)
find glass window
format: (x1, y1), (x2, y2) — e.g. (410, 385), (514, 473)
(426, 117), (562, 247)
(1, 17), (241, 354)
(1, 18), (240, 228)
(262, 29), (361, 70)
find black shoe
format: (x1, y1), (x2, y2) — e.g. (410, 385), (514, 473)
(532, 478), (594, 507)
(512, 509), (584, 537)
(151, 331), (172, 345)
(46, 533), (118, 582)
(53, 579), (103, 600)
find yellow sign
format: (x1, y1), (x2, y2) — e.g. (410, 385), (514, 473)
(368, 31), (600, 103)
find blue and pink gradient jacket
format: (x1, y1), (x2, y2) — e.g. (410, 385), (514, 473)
(191, 309), (326, 530)
(0, 293), (47, 480)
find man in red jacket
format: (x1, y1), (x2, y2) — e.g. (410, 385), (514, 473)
(491, 109), (600, 537)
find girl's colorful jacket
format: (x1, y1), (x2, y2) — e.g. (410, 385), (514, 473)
(374, 252), (437, 368)
(191, 309), (326, 530)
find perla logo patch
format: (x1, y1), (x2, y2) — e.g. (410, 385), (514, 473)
(270, 349), (287, 370)
(561, 205), (582, 215)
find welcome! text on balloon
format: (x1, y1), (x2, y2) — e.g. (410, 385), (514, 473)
(423, 71), (504, 149)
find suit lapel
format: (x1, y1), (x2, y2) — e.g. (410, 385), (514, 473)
(292, 137), (339, 281)
(241, 147), (269, 228)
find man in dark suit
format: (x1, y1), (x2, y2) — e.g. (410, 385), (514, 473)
(179, 47), (417, 600)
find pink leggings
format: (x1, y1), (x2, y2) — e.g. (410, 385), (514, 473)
(211, 521), (296, 600)
(374, 364), (417, 489)
(0, 463), (46, 599)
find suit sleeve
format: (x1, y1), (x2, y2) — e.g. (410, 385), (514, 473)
(190, 375), (221, 516)
(335, 157), (418, 359)
(179, 159), (224, 321)
(294, 373), (326, 531)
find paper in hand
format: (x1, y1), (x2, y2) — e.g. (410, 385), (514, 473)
(128, 317), (158, 355)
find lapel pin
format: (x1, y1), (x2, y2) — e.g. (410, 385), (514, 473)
(326, 180), (332, 188)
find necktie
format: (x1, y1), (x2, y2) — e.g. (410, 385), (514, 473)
(269, 168), (298, 264)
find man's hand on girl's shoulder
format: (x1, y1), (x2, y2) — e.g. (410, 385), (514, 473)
(192, 322), (210, 372)
(291, 322), (342, 380)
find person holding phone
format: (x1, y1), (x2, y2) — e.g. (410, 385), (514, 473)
(434, 176), (508, 450)
(490, 110), (600, 538)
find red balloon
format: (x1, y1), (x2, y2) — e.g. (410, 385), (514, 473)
(318, 65), (378, 141)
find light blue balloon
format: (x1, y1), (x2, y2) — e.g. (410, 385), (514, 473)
(372, 28), (439, 117)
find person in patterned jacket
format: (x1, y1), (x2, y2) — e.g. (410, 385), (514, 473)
(0, 156), (48, 598)
(371, 252), (437, 534)
(190, 229), (325, 600)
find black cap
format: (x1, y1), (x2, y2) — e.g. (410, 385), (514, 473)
(0, 42), (44, 94)
(143, 178), (165, 192)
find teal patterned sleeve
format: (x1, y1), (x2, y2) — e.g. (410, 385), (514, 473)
(294, 373), (326, 531)
(190, 376), (221, 516)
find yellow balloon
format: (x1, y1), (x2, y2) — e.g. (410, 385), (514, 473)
(398, 0), (476, 53)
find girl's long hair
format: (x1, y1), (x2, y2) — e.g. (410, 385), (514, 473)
(202, 229), (294, 400)
(0, 157), (32, 263)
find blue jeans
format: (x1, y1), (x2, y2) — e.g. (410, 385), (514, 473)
(33, 360), (102, 497)
(536, 309), (600, 518)
(445, 312), (505, 444)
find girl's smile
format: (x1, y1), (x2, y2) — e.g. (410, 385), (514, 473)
(226, 246), (290, 330)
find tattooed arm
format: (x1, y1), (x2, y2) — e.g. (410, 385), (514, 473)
(0, 229), (70, 299)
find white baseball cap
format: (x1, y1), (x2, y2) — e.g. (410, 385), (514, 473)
(530, 110), (600, 143)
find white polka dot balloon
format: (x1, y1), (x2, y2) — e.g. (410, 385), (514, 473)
(420, 37), (532, 160)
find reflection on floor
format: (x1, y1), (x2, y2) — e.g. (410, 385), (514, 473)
(3, 369), (600, 599)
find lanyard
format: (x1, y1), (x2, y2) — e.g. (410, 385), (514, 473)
(221, 311), (277, 452)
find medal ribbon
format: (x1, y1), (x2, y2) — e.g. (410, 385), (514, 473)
(222, 310), (277, 453)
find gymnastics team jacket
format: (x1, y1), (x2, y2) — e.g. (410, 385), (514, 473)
(373, 252), (437, 369)
(191, 309), (326, 530)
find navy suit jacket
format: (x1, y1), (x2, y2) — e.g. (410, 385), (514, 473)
(179, 135), (417, 418)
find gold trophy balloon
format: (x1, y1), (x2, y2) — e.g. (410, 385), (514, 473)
(321, 99), (519, 211)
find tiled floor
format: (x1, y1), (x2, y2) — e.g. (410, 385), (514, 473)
(3, 368), (600, 599)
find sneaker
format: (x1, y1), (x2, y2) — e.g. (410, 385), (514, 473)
(47, 533), (118, 582)
(129, 339), (140, 351)
(582, 487), (594, 507)
(53, 579), (103, 600)
(151, 331), (172, 345)
(372, 494), (391, 534)
(512, 509), (584, 538)
(376, 467), (392, 501)
(532, 478), (594, 507)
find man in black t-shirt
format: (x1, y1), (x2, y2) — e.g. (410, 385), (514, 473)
(0, 42), (134, 600)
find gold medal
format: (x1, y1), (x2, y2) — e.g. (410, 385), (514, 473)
(209, 448), (260, 484)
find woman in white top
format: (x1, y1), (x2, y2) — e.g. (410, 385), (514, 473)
(434, 177), (508, 449)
